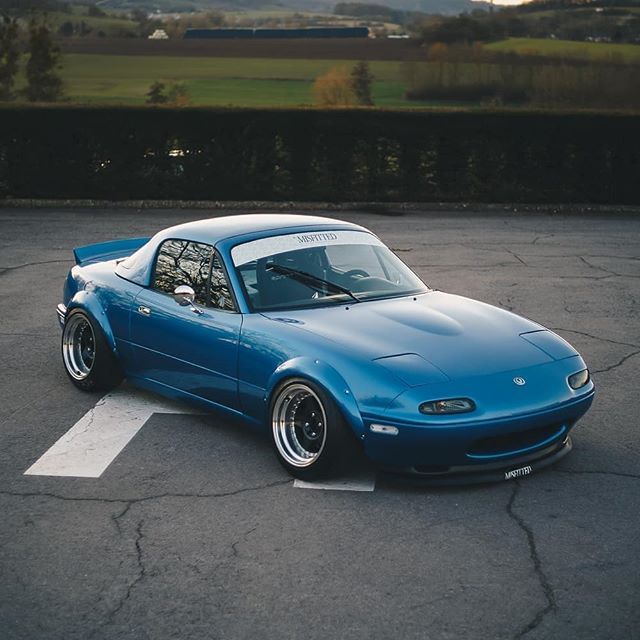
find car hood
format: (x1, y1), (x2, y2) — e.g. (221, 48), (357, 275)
(263, 292), (577, 383)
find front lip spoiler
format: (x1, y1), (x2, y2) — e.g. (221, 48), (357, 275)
(380, 436), (572, 486)
(56, 303), (67, 328)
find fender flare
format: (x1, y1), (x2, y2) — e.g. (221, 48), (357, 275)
(265, 357), (366, 440)
(66, 290), (118, 355)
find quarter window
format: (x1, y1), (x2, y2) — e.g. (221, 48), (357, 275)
(153, 240), (213, 306)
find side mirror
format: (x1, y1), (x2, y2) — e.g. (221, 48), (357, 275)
(173, 284), (196, 306)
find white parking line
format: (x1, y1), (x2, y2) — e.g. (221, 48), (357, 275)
(25, 384), (377, 489)
(24, 383), (199, 478)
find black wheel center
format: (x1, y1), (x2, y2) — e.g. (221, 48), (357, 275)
(292, 400), (324, 450)
(80, 330), (94, 362)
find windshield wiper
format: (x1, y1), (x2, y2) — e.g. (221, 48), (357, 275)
(265, 263), (361, 303)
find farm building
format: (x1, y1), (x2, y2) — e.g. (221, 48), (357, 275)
(183, 27), (370, 40)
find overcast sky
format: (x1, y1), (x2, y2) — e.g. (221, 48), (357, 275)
(475, 0), (530, 5)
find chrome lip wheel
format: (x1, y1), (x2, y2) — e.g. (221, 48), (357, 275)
(62, 314), (96, 381)
(272, 384), (327, 468)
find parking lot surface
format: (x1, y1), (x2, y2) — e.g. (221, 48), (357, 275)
(1, 208), (639, 640)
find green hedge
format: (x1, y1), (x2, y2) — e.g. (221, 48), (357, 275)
(0, 106), (638, 203)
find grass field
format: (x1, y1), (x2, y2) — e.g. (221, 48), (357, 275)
(485, 38), (640, 62)
(33, 9), (138, 37)
(16, 37), (640, 108)
(36, 54), (409, 107)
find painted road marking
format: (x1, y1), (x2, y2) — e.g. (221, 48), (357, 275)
(294, 471), (376, 492)
(25, 384), (377, 491)
(24, 383), (199, 478)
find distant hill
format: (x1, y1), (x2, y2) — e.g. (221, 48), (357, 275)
(77, 0), (489, 15)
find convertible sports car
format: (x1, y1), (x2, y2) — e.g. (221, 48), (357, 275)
(57, 214), (594, 483)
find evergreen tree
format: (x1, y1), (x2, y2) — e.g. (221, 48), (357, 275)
(0, 15), (20, 101)
(25, 20), (63, 102)
(350, 61), (374, 106)
(146, 81), (168, 104)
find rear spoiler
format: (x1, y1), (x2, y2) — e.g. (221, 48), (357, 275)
(73, 237), (150, 266)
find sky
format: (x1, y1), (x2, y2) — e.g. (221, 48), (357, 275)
(474, 0), (530, 4)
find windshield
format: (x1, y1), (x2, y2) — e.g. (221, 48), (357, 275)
(231, 230), (428, 311)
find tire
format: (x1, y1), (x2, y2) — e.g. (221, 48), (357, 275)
(270, 378), (357, 481)
(61, 309), (122, 392)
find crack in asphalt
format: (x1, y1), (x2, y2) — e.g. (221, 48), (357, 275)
(548, 328), (640, 350)
(112, 501), (134, 537)
(0, 259), (70, 276)
(553, 469), (640, 480)
(0, 332), (58, 338)
(88, 518), (148, 640)
(1, 480), (291, 635)
(548, 328), (640, 375)
(580, 256), (640, 280)
(0, 479), (292, 509)
(60, 400), (105, 449)
(592, 350), (640, 375)
(498, 299), (515, 311)
(412, 262), (517, 269)
(504, 249), (528, 266)
(231, 525), (259, 558)
(531, 234), (555, 245)
(507, 481), (556, 639)
(551, 273), (614, 281)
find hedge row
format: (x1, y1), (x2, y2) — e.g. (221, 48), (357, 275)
(0, 107), (638, 203)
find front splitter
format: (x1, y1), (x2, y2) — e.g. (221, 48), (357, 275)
(380, 437), (572, 486)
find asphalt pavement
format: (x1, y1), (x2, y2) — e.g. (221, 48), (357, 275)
(1, 208), (639, 640)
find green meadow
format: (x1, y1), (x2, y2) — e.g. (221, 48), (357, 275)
(52, 54), (407, 107)
(39, 9), (138, 35)
(16, 38), (640, 108)
(485, 37), (640, 63)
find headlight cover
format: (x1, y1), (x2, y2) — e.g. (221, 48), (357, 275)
(568, 369), (590, 390)
(419, 398), (476, 415)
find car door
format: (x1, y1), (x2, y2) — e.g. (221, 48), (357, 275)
(128, 238), (242, 411)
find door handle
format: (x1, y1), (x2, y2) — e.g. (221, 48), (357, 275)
(137, 305), (151, 317)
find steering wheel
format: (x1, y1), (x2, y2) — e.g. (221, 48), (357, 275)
(343, 269), (370, 279)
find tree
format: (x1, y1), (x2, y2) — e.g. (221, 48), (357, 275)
(167, 82), (189, 107)
(88, 4), (106, 17)
(350, 61), (374, 106)
(312, 67), (355, 107)
(0, 15), (20, 101)
(146, 80), (167, 104)
(25, 20), (63, 102)
(57, 21), (74, 37)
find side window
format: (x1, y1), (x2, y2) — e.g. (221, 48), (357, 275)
(210, 253), (236, 312)
(153, 239), (212, 306)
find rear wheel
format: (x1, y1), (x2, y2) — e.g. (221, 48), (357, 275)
(270, 378), (355, 481)
(62, 310), (122, 391)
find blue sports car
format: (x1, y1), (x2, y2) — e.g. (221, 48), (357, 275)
(58, 215), (594, 483)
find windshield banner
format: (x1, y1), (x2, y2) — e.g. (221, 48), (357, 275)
(231, 230), (383, 266)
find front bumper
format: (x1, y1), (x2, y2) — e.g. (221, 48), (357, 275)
(380, 435), (572, 485)
(362, 387), (594, 481)
(56, 303), (67, 328)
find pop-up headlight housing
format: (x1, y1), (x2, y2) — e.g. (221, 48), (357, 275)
(568, 369), (590, 390)
(419, 398), (476, 415)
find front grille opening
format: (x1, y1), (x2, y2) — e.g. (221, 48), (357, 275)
(413, 464), (451, 475)
(468, 423), (565, 457)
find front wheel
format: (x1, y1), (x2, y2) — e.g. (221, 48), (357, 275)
(61, 309), (122, 391)
(270, 378), (355, 481)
